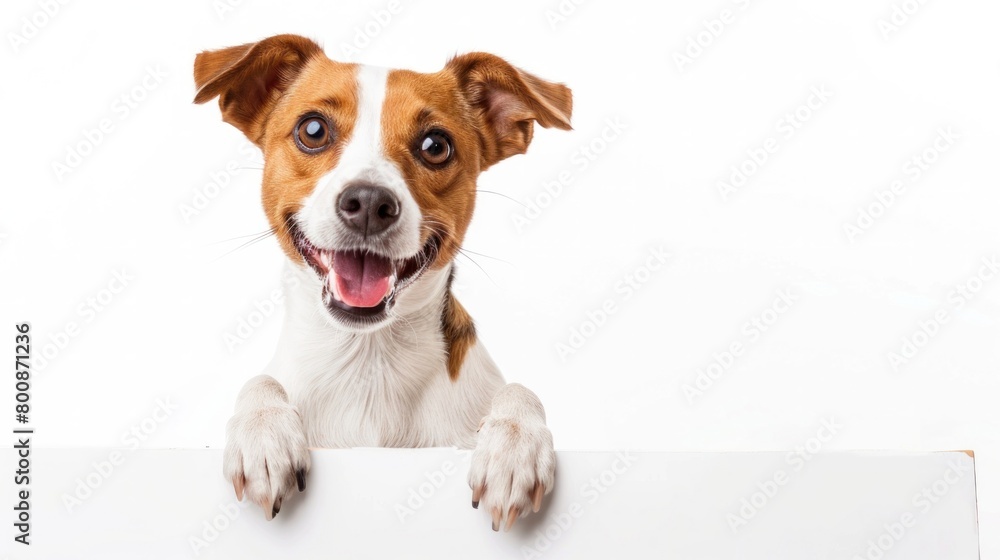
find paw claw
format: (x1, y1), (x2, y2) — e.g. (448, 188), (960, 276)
(532, 482), (544, 513)
(505, 506), (520, 531)
(296, 469), (307, 492)
(471, 484), (484, 508)
(469, 413), (555, 531)
(233, 475), (245, 501)
(272, 496), (282, 518)
(224, 403), (310, 521)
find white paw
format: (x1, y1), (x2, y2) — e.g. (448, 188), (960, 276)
(468, 414), (555, 531)
(223, 403), (310, 520)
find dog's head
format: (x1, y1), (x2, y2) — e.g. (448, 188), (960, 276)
(194, 34), (572, 329)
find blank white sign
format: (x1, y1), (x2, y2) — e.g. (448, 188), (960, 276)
(2, 448), (979, 559)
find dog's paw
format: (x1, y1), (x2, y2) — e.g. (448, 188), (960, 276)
(223, 403), (310, 520)
(468, 414), (555, 531)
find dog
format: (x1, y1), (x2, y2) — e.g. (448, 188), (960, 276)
(193, 34), (572, 531)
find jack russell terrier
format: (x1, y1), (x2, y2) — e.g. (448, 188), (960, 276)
(193, 34), (572, 531)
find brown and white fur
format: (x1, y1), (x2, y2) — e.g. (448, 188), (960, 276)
(193, 34), (572, 531)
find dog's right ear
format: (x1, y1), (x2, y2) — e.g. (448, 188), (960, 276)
(193, 34), (323, 144)
(447, 53), (573, 169)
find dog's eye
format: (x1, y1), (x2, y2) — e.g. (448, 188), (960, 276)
(294, 114), (333, 153)
(417, 131), (453, 166)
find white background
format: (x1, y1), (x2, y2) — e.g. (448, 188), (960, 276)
(1, 0), (997, 556)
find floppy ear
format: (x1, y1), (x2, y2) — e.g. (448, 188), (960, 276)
(193, 34), (323, 144)
(446, 53), (573, 167)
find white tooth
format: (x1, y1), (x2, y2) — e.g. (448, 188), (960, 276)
(330, 275), (342, 302)
(320, 251), (332, 269)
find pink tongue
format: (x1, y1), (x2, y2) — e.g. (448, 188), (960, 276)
(332, 250), (392, 308)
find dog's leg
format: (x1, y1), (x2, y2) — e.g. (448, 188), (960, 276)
(468, 383), (556, 531)
(223, 374), (310, 520)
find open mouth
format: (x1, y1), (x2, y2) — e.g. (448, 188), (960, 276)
(289, 221), (440, 321)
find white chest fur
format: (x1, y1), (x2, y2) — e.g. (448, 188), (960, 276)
(266, 263), (503, 449)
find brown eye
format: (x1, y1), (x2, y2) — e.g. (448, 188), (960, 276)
(294, 114), (333, 153)
(417, 130), (453, 166)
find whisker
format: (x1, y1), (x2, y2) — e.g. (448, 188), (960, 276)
(206, 228), (276, 246)
(456, 251), (499, 288)
(388, 305), (419, 342)
(458, 248), (512, 266)
(421, 219), (449, 232)
(211, 229), (276, 262)
(477, 189), (527, 209)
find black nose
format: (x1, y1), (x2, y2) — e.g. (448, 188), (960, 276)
(336, 183), (401, 237)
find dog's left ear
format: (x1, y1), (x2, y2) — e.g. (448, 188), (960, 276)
(193, 34), (323, 144)
(447, 53), (572, 168)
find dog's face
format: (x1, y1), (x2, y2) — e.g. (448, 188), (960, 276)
(194, 34), (571, 329)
